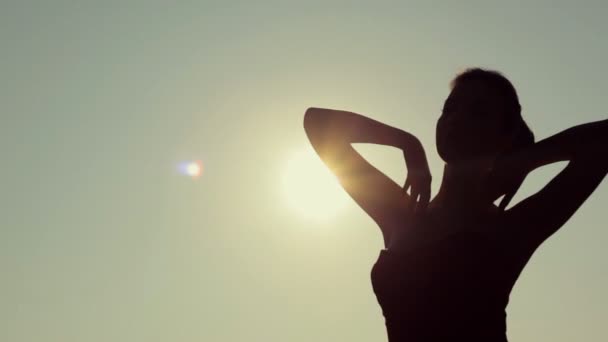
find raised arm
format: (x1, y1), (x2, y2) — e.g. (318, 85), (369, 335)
(303, 107), (429, 247)
(497, 118), (608, 251)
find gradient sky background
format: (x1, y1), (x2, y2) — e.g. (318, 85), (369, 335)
(2, 1), (607, 341)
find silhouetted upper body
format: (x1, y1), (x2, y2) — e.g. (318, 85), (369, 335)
(304, 68), (607, 341)
(372, 233), (509, 341)
(370, 204), (533, 342)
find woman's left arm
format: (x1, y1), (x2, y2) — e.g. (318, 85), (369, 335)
(304, 107), (430, 247)
(492, 118), (608, 250)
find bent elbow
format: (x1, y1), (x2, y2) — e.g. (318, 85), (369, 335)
(303, 107), (325, 133)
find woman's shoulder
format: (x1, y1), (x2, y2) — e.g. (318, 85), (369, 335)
(386, 205), (504, 255)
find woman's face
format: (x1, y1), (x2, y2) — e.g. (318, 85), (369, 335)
(436, 80), (512, 164)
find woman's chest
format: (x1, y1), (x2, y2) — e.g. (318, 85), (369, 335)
(387, 210), (497, 254)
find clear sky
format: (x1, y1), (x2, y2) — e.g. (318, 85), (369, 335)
(2, 1), (607, 341)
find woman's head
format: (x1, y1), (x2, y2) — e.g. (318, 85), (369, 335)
(436, 68), (534, 164)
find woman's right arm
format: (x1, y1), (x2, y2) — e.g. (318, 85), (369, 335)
(497, 118), (608, 250)
(304, 107), (430, 247)
(514, 119), (608, 170)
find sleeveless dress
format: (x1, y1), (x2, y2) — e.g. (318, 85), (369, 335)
(371, 230), (524, 342)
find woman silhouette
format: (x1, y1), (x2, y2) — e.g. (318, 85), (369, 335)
(303, 68), (607, 341)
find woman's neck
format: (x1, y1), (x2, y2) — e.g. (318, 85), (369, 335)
(431, 159), (495, 214)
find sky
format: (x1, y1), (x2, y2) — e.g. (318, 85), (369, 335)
(1, 1), (607, 341)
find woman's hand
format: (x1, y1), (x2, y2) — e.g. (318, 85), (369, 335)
(402, 139), (432, 215)
(482, 153), (531, 211)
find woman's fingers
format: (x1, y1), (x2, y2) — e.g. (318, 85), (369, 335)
(482, 170), (504, 204)
(417, 186), (430, 214)
(498, 191), (515, 211)
(403, 174), (432, 214)
(409, 191), (419, 212)
(402, 176), (411, 196)
(498, 177), (524, 211)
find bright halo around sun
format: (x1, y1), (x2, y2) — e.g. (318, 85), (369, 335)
(281, 146), (349, 221)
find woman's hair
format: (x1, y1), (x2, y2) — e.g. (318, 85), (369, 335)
(451, 68), (535, 207)
(450, 67), (535, 154)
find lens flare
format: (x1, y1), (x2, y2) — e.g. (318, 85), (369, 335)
(178, 160), (204, 179)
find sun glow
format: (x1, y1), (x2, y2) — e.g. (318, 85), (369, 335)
(281, 146), (349, 221)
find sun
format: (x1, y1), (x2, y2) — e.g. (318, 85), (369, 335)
(281, 146), (349, 221)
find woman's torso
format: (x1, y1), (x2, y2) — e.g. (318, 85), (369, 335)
(371, 206), (528, 341)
